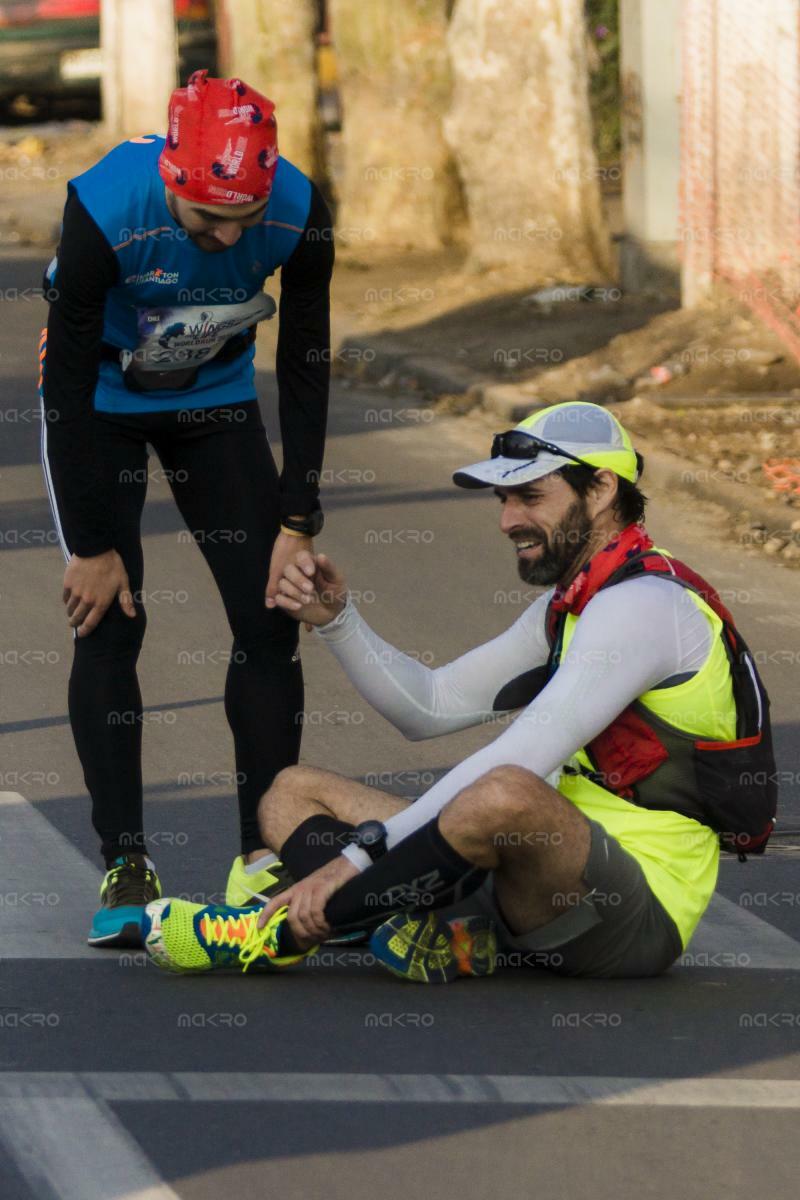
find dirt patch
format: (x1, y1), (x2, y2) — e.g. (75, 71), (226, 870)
(613, 393), (800, 565)
(332, 249), (675, 383)
(618, 394), (800, 508)
(331, 249), (800, 406)
(0, 121), (112, 246)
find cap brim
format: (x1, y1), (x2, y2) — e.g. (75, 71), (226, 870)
(453, 453), (566, 489)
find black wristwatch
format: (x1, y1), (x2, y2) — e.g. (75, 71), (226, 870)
(350, 820), (388, 862)
(281, 507), (325, 537)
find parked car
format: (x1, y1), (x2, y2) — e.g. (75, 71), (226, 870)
(0, 0), (217, 118)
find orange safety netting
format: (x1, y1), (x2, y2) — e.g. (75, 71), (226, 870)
(681, 0), (800, 363)
(762, 458), (800, 494)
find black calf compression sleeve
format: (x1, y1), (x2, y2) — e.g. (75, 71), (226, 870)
(280, 815), (355, 880)
(324, 816), (487, 934)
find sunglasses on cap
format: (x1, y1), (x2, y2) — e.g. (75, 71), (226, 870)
(491, 429), (595, 470)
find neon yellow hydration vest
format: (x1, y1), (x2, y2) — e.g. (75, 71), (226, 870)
(556, 580), (736, 949)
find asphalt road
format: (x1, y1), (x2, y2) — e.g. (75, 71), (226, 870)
(1, 248), (800, 1200)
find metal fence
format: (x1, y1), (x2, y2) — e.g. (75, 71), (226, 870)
(681, 0), (800, 360)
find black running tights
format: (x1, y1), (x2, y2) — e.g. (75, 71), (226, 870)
(45, 400), (303, 866)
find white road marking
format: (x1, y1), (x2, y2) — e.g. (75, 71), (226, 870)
(678, 893), (800, 969)
(1, 1072), (800, 1109)
(0, 792), (100, 959)
(5, 1071), (800, 1198)
(0, 1096), (180, 1200)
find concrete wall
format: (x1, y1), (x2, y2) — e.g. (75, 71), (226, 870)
(619, 0), (681, 293)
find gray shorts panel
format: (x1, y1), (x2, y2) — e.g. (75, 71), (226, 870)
(480, 818), (684, 978)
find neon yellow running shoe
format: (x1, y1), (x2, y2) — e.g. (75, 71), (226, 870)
(224, 854), (294, 908)
(370, 913), (497, 983)
(141, 899), (314, 974)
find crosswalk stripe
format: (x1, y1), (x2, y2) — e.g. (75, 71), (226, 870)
(677, 893), (800, 969)
(1, 791), (799, 969)
(0, 791), (100, 959)
(0, 1096), (180, 1200)
(1, 1072), (800, 1109)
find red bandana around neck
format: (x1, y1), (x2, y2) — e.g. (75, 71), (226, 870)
(550, 524), (654, 616)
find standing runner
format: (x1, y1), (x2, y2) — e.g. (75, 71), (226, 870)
(39, 70), (334, 947)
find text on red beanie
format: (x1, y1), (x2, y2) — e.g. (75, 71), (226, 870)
(158, 69), (279, 205)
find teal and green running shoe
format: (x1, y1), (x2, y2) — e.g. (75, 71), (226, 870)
(88, 854), (161, 948)
(370, 912), (498, 983)
(141, 898), (314, 973)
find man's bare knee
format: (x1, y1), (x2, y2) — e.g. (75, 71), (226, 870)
(260, 765), (330, 814)
(270, 765), (326, 798)
(439, 763), (588, 871)
(449, 764), (547, 827)
(437, 765), (544, 866)
(259, 765), (368, 852)
(259, 766), (320, 847)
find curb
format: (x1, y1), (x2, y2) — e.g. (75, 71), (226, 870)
(336, 333), (536, 419)
(335, 334), (482, 399)
(335, 332), (798, 541)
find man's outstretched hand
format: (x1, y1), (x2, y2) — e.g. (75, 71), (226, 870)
(273, 551), (348, 628)
(257, 854), (359, 948)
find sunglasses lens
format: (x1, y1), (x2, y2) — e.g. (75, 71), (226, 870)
(498, 432), (541, 459)
(490, 430), (588, 469)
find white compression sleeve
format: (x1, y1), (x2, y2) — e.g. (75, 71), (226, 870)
(315, 591), (552, 739)
(339, 575), (712, 869)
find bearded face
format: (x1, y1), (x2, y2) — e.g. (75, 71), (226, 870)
(511, 494), (594, 586)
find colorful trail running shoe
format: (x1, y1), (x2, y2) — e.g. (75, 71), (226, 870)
(224, 854), (294, 908)
(88, 854), (162, 948)
(370, 913), (497, 984)
(141, 899), (314, 973)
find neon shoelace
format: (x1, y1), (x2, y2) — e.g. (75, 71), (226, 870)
(199, 906), (286, 973)
(239, 910), (283, 972)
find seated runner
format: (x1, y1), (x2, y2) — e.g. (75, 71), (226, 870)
(141, 402), (777, 982)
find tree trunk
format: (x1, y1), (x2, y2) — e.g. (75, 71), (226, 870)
(217, 0), (321, 180)
(101, 0), (176, 138)
(330, 0), (464, 251)
(445, 0), (614, 280)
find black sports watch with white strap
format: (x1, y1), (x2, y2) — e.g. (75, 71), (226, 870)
(350, 820), (389, 862)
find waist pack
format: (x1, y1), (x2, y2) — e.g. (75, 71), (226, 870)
(102, 326), (257, 393)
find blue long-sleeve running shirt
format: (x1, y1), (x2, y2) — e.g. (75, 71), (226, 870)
(41, 136), (334, 557)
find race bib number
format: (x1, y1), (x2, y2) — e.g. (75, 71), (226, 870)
(123, 291), (276, 372)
